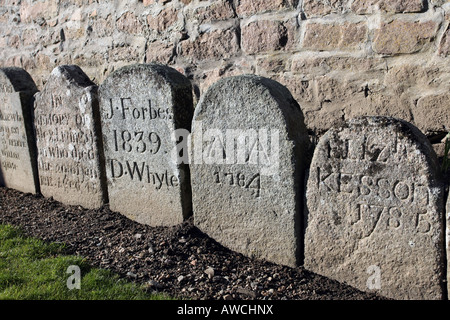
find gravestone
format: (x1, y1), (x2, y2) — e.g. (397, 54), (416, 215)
(190, 75), (310, 268)
(34, 65), (107, 209)
(447, 191), (450, 299)
(304, 116), (445, 300)
(0, 67), (39, 194)
(99, 63), (193, 226)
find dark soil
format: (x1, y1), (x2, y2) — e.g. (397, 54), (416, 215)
(0, 186), (385, 300)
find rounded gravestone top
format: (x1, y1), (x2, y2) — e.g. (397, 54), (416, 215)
(101, 63), (192, 93)
(48, 65), (96, 88)
(305, 115), (445, 300)
(0, 67), (38, 93)
(98, 63), (194, 226)
(34, 65), (106, 209)
(191, 74), (310, 267)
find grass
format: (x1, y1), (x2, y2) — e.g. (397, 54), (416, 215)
(0, 224), (171, 300)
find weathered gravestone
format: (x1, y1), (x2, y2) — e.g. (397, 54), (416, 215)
(447, 190), (450, 299)
(190, 75), (311, 267)
(0, 67), (39, 194)
(304, 116), (445, 300)
(99, 64), (193, 226)
(34, 65), (107, 209)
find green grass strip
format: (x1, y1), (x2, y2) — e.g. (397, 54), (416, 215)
(0, 224), (171, 300)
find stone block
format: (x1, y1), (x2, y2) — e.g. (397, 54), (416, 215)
(190, 0), (235, 24)
(190, 75), (311, 267)
(147, 7), (179, 33)
(0, 67), (39, 194)
(178, 29), (240, 62)
(34, 65), (107, 209)
(90, 14), (114, 37)
(236, 0), (296, 16)
(414, 93), (450, 134)
(241, 20), (289, 55)
(351, 0), (426, 14)
(302, 0), (346, 17)
(117, 11), (144, 35)
(291, 55), (386, 76)
(146, 40), (175, 64)
(304, 116), (445, 300)
(303, 22), (367, 51)
(143, 0), (155, 6)
(99, 63), (194, 226)
(373, 20), (438, 55)
(20, 0), (59, 24)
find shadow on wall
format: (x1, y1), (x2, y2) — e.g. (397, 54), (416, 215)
(27, 92), (40, 195)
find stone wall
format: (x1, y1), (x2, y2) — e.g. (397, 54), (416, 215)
(0, 0), (449, 144)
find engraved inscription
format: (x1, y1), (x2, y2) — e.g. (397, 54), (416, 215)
(108, 159), (179, 190)
(305, 117), (444, 300)
(350, 203), (384, 238)
(0, 69), (39, 195)
(98, 64), (194, 225)
(104, 98), (173, 121)
(112, 130), (161, 154)
(36, 111), (101, 194)
(104, 97), (174, 193)
(34, 66), (104, 205)
(325, 133), (397, 162)
(0, 108), (28, 172)
(35, 113), (97, 163)
(317, 168), (430, 206)
(316, 130), (433, 239)
(212, 168), (261, 198)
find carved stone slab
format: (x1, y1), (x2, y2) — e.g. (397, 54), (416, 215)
(0, 67), (39, 194)
(99, 64), (193, 226)
(190, 75), (310, 267)
(447, 190), (450, 299)
(304, 116), (445, 300)
(34, 65), (107, 209)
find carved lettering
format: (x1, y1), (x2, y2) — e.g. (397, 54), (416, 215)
(317, 167), (340, 192)
(33, 65), (106, 208)
(213, 169), (261, 198)
(108, 159), (180, 190)
(0, 160), (17, 171)
(1, 149), (20, 159)
(415, 210), (432, 234)
(103, 97), (174, 121)
(112, 129), (161, 154)
(325, 134), (397, 162)
(35, 113), (70, 126)
(387, 207), (402, 229)
(0, 110), (23, 122)
(352, 203), (384, 238)
(0, 119), (29, 174)
(317, 167), (427, 206)
(99, 64), (194, 226)
(305, 117), (444, 299)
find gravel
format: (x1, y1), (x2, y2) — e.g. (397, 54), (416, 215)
(0, 186), (385, 300)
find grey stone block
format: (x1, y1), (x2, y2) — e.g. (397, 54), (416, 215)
(34, 65), (107, 209)
(190, 74), (310, 268)
(0, 67), (39, 194)
(304, 116), (445, 300)
(99, 63), (193, 226)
